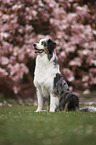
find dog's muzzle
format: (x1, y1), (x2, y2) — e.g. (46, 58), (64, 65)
(33, 44), (44, 54)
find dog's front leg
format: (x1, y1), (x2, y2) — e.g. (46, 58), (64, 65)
(50, 94), (59, 112)
(35, 90), (43, 112)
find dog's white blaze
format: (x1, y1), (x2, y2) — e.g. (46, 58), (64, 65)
(36, 38), (47, 50)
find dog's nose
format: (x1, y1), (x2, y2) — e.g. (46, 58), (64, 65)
(33, 43), (36, 47)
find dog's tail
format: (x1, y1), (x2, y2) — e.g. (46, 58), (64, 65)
(59, 91), (96, 112)
(79, 106), (96, 112)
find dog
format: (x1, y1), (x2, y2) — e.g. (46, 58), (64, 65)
(33, 38), (96, 113)
(33, 38), (79, 112)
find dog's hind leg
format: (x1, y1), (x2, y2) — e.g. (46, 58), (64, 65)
(64, 102), (69, 111)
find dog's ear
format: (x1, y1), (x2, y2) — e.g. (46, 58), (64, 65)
(47, 39), (56, 60)
(47, 39), (56, 52)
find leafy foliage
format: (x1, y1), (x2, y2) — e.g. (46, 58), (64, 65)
(0, 0), (96, 97)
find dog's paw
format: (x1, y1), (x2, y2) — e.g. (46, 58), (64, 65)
(34, 109), (41, 112)
(49, 108), (55, 112)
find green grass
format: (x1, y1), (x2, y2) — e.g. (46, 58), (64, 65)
(81, 91), (96, 99)
(0, 106), (96, 145)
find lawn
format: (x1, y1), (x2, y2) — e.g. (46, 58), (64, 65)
(0, 106), (96, 145)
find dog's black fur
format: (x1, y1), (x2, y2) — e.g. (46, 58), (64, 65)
(46, 39), (56, 60)
(54, 73), (79, 111)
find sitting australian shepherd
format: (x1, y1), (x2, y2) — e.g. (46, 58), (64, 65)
(33, 38), (96, 112)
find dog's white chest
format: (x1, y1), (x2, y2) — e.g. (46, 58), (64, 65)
(34, 54), (59, 92)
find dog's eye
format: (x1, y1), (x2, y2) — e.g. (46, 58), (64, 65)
(41, 41), (46, 47)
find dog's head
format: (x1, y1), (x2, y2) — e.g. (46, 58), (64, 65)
(33, 38), (56, 60)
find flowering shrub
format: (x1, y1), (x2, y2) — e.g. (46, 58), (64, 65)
(0, 0), (96, 97)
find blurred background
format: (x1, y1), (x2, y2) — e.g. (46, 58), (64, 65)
(0, 0), (96, 101)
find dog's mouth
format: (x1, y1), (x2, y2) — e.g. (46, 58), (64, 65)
(34, 47), (44, 54)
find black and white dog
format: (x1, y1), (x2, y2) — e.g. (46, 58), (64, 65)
(33, 38), (96, 112)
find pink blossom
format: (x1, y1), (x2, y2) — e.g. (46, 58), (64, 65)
(62, 68), (75, 82)
(1, 56), (9, 65)
(0, 68), (8, 76)
(69, 57), (82, 67)
(0, 0), (96, 97)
